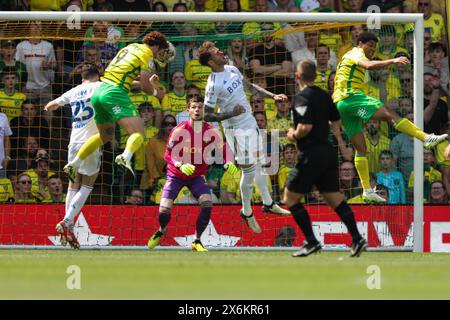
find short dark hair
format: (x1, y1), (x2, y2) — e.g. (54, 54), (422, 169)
(429, 42), (447, 55)
(81, 63), (100, 80)
(315, 43), (330, 55)
(0, 67), (16, 79)
(379, 149), (393, 159)
(379, 25), (396, 36)
(173, 2), (187, 11)
(22, 99), (35, 107)
(357, 31), (379, 44)
(298, 59), (316, 82)
(198, 41), (215, 67)
(284, 143), (297, 152)
(48, 174), (62, 181)
(253, 111), (267, 119)
(187, 95), (204, 107)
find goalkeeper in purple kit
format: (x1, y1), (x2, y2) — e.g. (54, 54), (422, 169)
(147, 96), (237, 252)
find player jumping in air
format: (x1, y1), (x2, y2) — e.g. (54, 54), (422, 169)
(197, 41), (290, 234)
(333, 31), (448, 203)
(286, 60), (368, 257)
(147, 96), (238, 251)
(44, 64), (102, 249)
(63, 31), (175, 181)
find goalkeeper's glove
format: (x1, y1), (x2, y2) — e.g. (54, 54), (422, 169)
(176, 162), (196, 176)
(224, 162), (239, 175)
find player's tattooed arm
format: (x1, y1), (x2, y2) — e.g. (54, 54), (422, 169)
(203, 105), (245, 122)
(244, 79), (288, 102)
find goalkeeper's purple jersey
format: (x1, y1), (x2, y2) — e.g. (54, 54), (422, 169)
(164, 120), (223, 181)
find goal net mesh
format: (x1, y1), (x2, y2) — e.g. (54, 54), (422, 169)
(0, 16), (417, 249)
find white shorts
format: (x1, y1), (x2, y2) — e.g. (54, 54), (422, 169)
(224, 126), (265, 165)
(68, 143), (102, 176)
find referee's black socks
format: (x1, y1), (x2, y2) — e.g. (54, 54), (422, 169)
(335, 201), (362, 243)
(288, 203), (319, 245)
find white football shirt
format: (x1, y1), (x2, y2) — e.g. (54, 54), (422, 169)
(55, 81), (101, 144)
(204, 65), (257, 129)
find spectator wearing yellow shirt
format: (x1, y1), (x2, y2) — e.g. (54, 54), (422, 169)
(376, 25), (409, 60)
(0, 176), (14, 203)
(29, 0), (66, 10)
(337, 25), (365, 61)
(220, 167), (272, 204)
(277, 143), (298, 199)
(184, 57), (212, 96)
(14, 172), (38, 203)
(25, 153), (56, 202)
(134, 103), (159, 189)
(162, 71), (187, 116)
(364, 119), (391, 174)
(314, 44), (335, 91)
(417, 0), (447, 44)
(267, 96), (294, 147)
(146, 115), (176, 189)
(408, 148), (443, 199)
(367, 60), (402, 105)
(41, 174), (65, 204)
(0, 69), (26, 122)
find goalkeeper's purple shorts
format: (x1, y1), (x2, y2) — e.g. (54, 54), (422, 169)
(161, 175), (211, 201)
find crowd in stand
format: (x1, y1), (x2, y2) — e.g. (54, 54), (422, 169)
(0, 0), (448, 205)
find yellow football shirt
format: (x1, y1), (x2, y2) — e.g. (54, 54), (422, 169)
(0, 90), (27, 122)
(162, 92), (187, 115)
(102, 43), (154, 93)
(184, 59), (211, 95)
(134, 125), (159, 171)
(315, 68), (334, 91)
(0, 178), (14, 203)
(333, 47), (369, 103)
(24, 169), (56, 201)
(364, 134), (391, 174)
(424, 13), (447, 43)
(220, 169), (272, 204)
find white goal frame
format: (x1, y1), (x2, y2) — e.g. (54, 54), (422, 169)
(0, 11), (424, 252)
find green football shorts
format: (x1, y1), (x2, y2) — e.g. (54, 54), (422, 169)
(92, 82), (138, 124)
(336, 93), (383, 139)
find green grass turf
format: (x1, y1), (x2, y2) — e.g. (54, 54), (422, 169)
(1, 250), (450, 299)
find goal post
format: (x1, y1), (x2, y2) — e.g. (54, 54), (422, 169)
(0, 11), (424, 252)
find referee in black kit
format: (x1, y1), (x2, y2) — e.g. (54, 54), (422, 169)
(285, 60), (368, 258)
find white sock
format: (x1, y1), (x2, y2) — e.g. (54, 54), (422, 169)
(254, 165), (273, 206)
(65, 188), (78, 215)
(63, 185), (93, 227)
(122, 149), (133, 162)
(240, 165), (256, 216)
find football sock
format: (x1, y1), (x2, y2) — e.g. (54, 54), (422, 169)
(354, 154), (371, 191)
(334, 201), (362, 243)
(158, 206), (171, 231)
(254, 164), (273, 206)
(65, 188), (78, 215)
(123, 133), (144, 162)
(240, 165), (256, 216)
(195, 204), (212, 240)
(76, 133), (103, 162)
(289, 203), (318, 245)
(63, 185), (93, 227)
(394, 118), (426, 141)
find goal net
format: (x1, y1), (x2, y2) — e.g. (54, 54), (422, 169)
(0, 12), (425, 251)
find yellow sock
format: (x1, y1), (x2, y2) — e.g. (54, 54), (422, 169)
(354, 155), (371, 190)
(78, 133), (104, 160)
(124, 133), (144, 155)
(394, 118), (426, 142)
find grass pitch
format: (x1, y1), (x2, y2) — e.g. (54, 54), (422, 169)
(1, 250), (450, 299)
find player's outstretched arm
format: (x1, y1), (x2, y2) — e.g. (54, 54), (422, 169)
(203, 105), (246, 122)
(244, 79), (288, 102)
(358, 56), (410, 70)
(44, 100), (61, 112)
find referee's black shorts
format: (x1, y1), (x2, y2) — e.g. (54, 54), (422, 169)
(285, 144), (340, 194)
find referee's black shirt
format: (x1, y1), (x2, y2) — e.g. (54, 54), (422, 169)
(293, 85), (340, 151)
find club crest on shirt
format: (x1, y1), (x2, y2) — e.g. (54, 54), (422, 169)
(295, 105), (308, 116)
